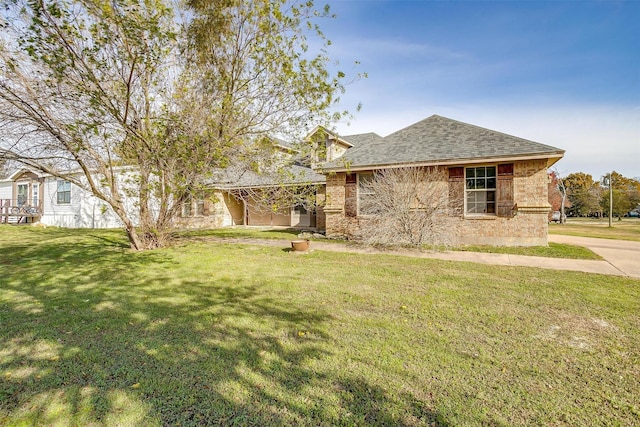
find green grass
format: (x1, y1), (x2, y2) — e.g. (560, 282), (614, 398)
(185, 226), (601, 260)
(456, 242), (602, 260)
(1, 226), (639, 426)
(178, 226), (306, 241)
(550, 217), (640, 242)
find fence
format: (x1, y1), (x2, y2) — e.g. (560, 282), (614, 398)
(1, 199), (42, 224)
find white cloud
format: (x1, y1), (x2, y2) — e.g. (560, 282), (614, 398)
(338, 37), (468, 61)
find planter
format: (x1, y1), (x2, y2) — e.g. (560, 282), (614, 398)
(291, 239), (310, 252)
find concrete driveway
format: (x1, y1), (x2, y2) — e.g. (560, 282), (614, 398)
(549, 234), (640, 278)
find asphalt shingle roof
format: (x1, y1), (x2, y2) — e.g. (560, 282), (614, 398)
(208, 164), (325, 189)
(322, 115), (564, 171)
(341, 132), (385, 147)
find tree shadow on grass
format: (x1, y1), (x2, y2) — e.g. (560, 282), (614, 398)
(0, 231), (447, 426)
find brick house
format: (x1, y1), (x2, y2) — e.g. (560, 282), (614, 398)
(175, 136), (332, 229)
(2, 115), (565, 246)
(319, 115), (565, 246)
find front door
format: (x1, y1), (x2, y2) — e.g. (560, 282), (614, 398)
(16, 183), (28, 206)
(291, 204), (310, 227)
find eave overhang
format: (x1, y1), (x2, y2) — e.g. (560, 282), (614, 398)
(318, 151), (565, 174)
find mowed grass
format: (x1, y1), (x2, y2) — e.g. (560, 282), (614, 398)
(456, 242), (601, 260)
(183, 227), (601, 260)
(1, 226), (639, 426)
(178, 226), (303, 241)
(550, 217), (640, 242)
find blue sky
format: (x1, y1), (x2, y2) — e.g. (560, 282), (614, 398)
(320, 0), (639, 180)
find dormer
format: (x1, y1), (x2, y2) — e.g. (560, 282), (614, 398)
(305, 126), (353, 165)
(270, 137), (298, 159)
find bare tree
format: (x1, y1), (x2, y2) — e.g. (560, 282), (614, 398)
(357, 166), (452, 246)
(0, 0), (354, 249)
(549, 169), (568, 224)
(0, 0), (179, 249)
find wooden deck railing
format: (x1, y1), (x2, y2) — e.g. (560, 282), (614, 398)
(1, 199), (42, 224)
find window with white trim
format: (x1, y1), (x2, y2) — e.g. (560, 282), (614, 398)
(181, 198), (192, 217)
(182, 193), (206, 217)
(293, 204), (308, 214)
(465, 166), (496, 214)
(195, 199), (205, 216)
(56, 180), (71, 204)
(357, 172), (376, 215)
(17, 184), (28, 205)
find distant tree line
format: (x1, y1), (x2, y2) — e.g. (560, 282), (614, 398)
(550, 171), (640, 218)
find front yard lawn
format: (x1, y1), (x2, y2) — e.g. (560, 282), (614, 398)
(182, 227), (602, 260)
(1, 226), (638, 426)
(456, 242), (602, 260)
(550, 217), (640, 242)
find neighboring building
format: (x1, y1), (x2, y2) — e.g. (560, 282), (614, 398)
(320, 115), (565, 246)
(1, 115), (565, 246)
(176, 129), (351, 229)
(175, 164), (327, 229)
(0, 169), (134, 228)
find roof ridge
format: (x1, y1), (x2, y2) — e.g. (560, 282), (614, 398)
(385, 114), (440, 138)
(387, 114), (561, 151)
(431, 115), (560, 149)
(342, 131), (383, 137)
(322, 114), (564, 171)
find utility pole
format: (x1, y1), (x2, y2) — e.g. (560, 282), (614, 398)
(608, 172), (613, 228)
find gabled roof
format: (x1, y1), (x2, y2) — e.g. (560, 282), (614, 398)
(306, 125), (354, 148)
(322, 115), (565, 172)
(1, 166), (138, 182)
(269, 136), (296, 153)
(1, 168), (47, 182)
(341, 132), (384, 147)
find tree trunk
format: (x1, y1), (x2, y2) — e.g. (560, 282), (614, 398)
(124, 224), (144, 251)
(138, 167), (154, 233)
(107, 196), (145, 250)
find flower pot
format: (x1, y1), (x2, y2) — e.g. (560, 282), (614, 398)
(291, 239), (310, 252)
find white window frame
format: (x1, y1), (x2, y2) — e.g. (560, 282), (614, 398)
(181, 198), (192, 217)
(16, 183), (29, 206)
(195, 199), (205, 216)
(357, 172), (376, 216)
(56, 180), (71, 205)
(182, 193), (207, 217)
(464, 165), (497, 216)
(293, 204), (308, 215)
(32, 183), (39, 207)
(193, 191), (207, 216)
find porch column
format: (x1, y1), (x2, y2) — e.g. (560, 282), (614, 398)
(324, 173), (347, 237)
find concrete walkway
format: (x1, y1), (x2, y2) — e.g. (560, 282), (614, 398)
(216, 235), (639, 279)
(310, 240), (632, 278)
(548, 234), (640, 278)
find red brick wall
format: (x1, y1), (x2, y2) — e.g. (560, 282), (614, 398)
(324, 159), (552, 246)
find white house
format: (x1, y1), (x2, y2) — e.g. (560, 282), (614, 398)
(0, 169), (134, 228)
(1, 130), (359, 230)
